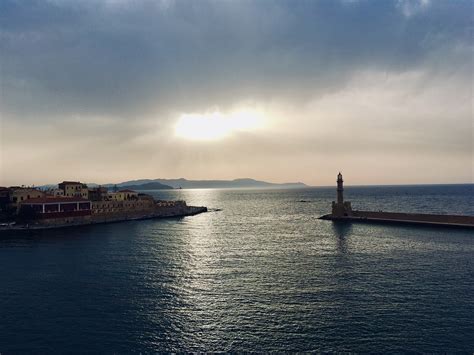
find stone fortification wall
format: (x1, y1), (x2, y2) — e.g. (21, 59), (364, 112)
(34, 201), (197, 226)
(90, 199), (187, 214)
(91, 199), (155, 214)
(35, 215), (94, 226)
(90, 204), (190, 224)
(352, 210), (474, 225)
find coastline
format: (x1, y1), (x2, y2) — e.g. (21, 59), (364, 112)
(0, 205), (207, 233)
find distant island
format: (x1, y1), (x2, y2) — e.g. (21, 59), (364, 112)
(106, 178), (308, 190)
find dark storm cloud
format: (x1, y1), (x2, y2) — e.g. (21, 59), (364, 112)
(1, 0), (471, 120)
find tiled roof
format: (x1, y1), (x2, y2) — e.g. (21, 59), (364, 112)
(59, 181), (82, 185)
(9, 187), (43, 192)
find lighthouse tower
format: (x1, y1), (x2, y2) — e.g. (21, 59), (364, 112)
(332, 172), (352, 217)
(337, 172), (344, 205)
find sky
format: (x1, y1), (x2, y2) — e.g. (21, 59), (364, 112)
(0, 0), (472, 186)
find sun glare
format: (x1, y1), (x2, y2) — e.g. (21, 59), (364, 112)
(174, 109), (264, 141)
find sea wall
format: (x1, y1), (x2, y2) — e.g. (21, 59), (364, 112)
(352, 210), (474, 225)
(30, 205), (206, 227)
(91, 199), (155, 214)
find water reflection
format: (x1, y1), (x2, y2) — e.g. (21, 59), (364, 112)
(1, 187), (473, 352)
(332, 221), (353, 254)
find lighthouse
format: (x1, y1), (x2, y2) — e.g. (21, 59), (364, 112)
(337, 172), (344, 205)
(332, 172), (352, 217)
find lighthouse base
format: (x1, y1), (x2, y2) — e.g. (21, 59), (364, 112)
(332, 201), (353, 217)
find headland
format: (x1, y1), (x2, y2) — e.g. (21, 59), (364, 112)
(0, 181), (207, 232)
(320, 173), (474, 229)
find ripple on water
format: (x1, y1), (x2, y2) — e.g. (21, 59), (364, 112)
(0, 186), (473, 352)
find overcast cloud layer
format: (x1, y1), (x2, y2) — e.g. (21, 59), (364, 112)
(0, 0), (472, 186)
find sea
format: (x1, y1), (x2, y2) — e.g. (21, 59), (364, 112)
(0, 184), (473, 352)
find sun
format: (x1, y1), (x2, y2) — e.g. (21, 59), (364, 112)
(174, 109), (264, 141)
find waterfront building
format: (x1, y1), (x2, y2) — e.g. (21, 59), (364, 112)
(118, 189), (139, 201)
(88, 186), (108, 201)
(45, 188), (64, 197)
(9, 187), (45, 208)
(58, 181), (89, 199)
(20, 197), (92, 218)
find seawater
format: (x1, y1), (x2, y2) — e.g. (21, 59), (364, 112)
(0, 185), (473, 352)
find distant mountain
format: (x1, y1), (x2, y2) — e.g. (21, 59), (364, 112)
(114, 178), (308, 190)
(39, 178), (308, 191)
(119, 182), (173, 190)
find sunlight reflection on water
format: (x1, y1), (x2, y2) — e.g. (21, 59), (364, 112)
(0, 185), (473, 352)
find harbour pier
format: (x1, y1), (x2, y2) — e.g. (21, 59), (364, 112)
(319, 173), (474, 229)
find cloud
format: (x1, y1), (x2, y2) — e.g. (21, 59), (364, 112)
(0, 0), (472, 185)
(2, 0), (470, 119)
(397, 0), (431, 17)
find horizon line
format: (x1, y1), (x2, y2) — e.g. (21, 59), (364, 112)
(2, 179), (473, 189)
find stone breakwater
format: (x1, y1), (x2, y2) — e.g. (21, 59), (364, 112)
(320, 210), (474, 229)
(322, 173), (474, 229)
(0, 205), (207, 231)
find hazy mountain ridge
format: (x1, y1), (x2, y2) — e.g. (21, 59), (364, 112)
(118, 178), (308, 190)
(38, 178), (308, 190)
(116, 182), (173, 190)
